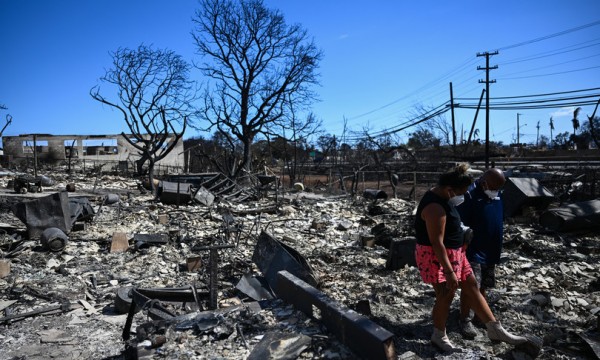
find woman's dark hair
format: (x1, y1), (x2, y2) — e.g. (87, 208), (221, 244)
(438, 163), (472, 188)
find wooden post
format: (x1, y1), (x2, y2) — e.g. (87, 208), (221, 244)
(362, 171), (365, 191)
(33, 134), (38, 177)
(413, 171), (417, 203)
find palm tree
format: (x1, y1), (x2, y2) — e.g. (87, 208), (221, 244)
(549, 116), (554, 145)
(572, 107), (581, 136)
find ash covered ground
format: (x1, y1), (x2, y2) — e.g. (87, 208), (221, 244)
(0, 169), (599, 360)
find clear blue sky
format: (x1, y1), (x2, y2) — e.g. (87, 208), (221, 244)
(1, 0), (599, 147)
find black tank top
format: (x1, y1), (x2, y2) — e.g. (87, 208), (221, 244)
(415, 190), (463, 249)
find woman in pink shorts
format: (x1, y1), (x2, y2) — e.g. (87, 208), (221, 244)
(414, 164), (527, 352)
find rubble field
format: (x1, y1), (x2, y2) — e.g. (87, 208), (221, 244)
(0, 168), (599, 360)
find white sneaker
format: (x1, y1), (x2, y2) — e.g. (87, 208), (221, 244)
(486, 321), (528, 345)
(431, 328), (459, 352)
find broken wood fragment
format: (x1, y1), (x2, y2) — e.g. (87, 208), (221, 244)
(110, 232), (129, 253)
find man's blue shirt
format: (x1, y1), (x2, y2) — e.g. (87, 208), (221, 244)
(457, 182), (504, 265)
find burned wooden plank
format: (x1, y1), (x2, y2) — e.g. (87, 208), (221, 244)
(0, 259), (10, 278)
(274, 270), (396, 360)
(111, 232), (129, 253)
(0, 301), (79, 324)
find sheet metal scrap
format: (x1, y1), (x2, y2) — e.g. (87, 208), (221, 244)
(133, 233), (169, 250)
(252, 231), (319, 291)
(164, 172), (256, 203)
(247, 331), (311, 360)
(160, 181), (193, 205)
(539, 199), (600, 232)
(122, 286), (209, 341)
(12, 191), (72, 239)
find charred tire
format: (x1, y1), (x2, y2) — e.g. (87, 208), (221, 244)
(115, 287), (141, 314)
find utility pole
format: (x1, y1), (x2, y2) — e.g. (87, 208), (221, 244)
(517, 113), (522, 146)
(549, 117), (554, 146)
(536, 120), (540, 148)
(449, 82), (456, 153)
(477, 51), (498, 169)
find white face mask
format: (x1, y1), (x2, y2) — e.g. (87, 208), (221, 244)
(484, 190), (499, 199)
(448, 194), (464, 207)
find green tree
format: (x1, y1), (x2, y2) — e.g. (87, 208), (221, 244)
(554, 132), (571, 149)
(572, 107), (581, 136)
(407, 129), (441, 149)
(192, 0), (322, 178)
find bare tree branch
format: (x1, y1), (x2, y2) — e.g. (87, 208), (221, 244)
(90, 44), (197, 194)
(191, 0), (322, 178)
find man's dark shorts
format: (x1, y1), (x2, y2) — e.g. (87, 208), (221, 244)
(469, 262), (496, 289)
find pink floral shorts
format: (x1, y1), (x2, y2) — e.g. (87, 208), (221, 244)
(415, 244), (472, 284)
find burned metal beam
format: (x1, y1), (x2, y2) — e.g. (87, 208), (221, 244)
(274, 270), (396, 360)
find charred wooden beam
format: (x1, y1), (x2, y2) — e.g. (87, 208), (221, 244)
(275, 270), (396, 360)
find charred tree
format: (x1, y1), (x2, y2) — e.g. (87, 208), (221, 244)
(90, 45), (196, 195)
(191, 0), (322, 179)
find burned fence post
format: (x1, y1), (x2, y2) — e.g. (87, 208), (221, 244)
(193, 243), (235, 310)
(274, 270), (396, 360)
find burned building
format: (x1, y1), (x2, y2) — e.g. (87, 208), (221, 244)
(1, 133), (184, 171)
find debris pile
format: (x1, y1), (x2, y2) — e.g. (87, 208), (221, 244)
(0, 168), (598, 360)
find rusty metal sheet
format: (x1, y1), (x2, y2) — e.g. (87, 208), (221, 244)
(275, 270), (396, 360)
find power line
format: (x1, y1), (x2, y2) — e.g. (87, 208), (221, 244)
(499, 53), (600, 77)
(346, 56), (477, 121)
(499, 65), (600, 80)
(500, 39), (600, 65)
(455, 87), (600, 101)
(497, 19), (600, 51)
(343, 102), (451, 141)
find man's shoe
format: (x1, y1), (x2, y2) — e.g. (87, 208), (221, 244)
(459, 318), (478, 339)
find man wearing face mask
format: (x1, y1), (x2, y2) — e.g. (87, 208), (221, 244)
(456, 167), (506, 339)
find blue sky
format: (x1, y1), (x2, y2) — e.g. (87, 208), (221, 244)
(1, 0), (599, 147)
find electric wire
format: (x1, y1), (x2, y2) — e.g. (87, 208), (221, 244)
(332, 20), (600, 143)
(499, 65), (600, 80)
(455, 87), (600, 101)
(496, 19), (600, 51)
(500, 39), (600, 65)
(345, 56), (477, 121)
